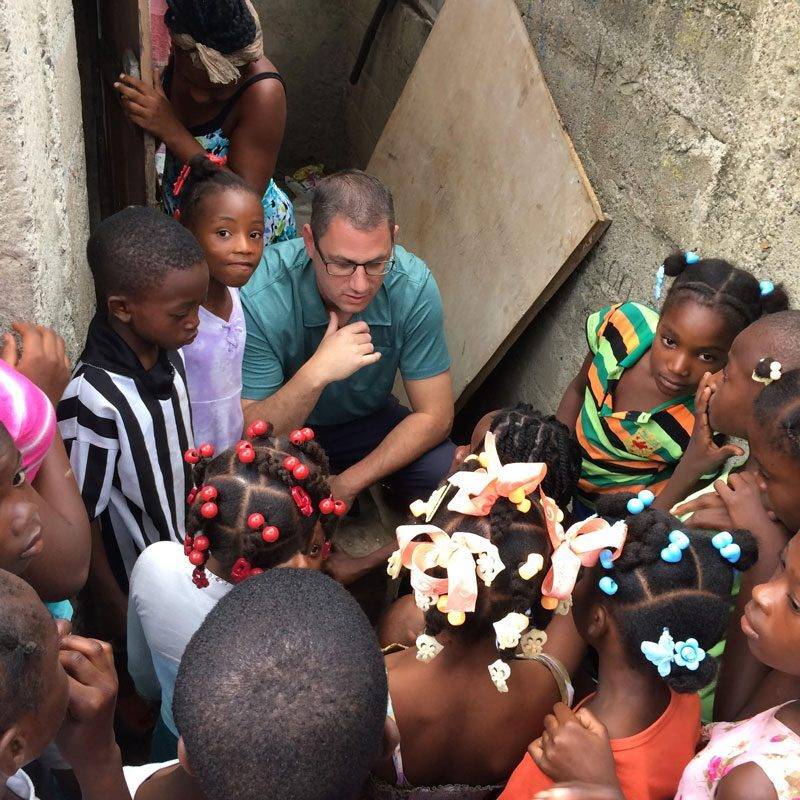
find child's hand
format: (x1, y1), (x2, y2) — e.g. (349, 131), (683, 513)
(673, 491), (733, 531)
(681, 373), (744, 479)
(715, 473), (790, 547)
(55, 636), (119, 774)
(2, 322), (71, 405)
(529, 704), (620, 788)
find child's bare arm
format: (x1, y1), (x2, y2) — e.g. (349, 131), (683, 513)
(556, 354), (592, 433)
(22, 430), (91, 600)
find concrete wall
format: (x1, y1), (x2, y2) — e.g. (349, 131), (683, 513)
(0, 0), (93, 355)
(254, 1), (351, 172)
(339, 0), (800, 424)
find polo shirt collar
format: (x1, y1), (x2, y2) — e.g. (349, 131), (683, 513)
(80, 313), (176, 400)
(298, 258), (392, 328)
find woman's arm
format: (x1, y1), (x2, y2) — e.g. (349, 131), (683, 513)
(556, 354), (592, 433)
(22, 430), (91, 600)
(226, 77), (287, 197)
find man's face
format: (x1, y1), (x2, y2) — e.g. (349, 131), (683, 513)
(303, 217), (395, 317)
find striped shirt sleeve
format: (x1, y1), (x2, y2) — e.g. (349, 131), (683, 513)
(57, 375), (119, 520)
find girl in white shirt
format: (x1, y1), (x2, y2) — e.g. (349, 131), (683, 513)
(127, 420), (344, 759)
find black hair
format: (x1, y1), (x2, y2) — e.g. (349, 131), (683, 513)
(754, 367), (800, 461)
(490, 404), (582, 509)
(173, 568), (387, 800)
(0, 570), (50, 732)
(419, 407), (581, 655)
(186, 425), (338, 585)
(661, 251), (789, 335)
(593, 493), (758, 693)
(165, 0), (258, 53)
(742, 311), (800, 371)
(87, 206), (204, 301)
(179, 154), (261, 228)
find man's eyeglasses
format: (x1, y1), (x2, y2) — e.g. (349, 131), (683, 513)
(312, 233), (396, 277)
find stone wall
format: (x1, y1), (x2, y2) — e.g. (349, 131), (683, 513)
(0, 0), (93, 354)
(340, 0), (800, 423)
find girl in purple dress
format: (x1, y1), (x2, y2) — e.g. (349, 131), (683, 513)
(178, 154), (264, 450)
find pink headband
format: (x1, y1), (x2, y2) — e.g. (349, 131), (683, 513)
(541, 512), (627, 600)
(0, 361), (55, 482)
(447, 432), (547, 517)
(390, 524), (505, 616)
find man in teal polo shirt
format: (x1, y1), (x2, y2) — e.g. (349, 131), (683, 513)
(241, 170), (455, 508)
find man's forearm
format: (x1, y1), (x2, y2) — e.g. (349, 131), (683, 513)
(341, 411), (451, 495)
(243, 363), (325, 434)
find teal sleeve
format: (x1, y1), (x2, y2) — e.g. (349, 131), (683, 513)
(241, 297), (286, 401)
(399, 272), (451, 381)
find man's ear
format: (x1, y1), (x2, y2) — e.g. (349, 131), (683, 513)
(301, 223), (315, 259)
(177, 736), (194, 776)
(392, 224), (400, 240)
(0, 725), (29, 778)
(107, 295), (132, 324)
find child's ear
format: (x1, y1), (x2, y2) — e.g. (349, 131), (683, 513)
(0, 725), (29, 777)
(177, 736), (194, 776)
(585, 602), (610, 641)
(107, 295), (132, 324)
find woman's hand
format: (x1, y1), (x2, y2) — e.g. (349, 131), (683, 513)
(682, 373), (743, 479)
(114, 71), (182, 144)
(529, 704), (621, 789)
(2, 322), (71, 405)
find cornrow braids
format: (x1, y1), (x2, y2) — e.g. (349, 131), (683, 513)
(754, 367), (800, 460)
(183, 424), (341, 588)
(592, 493), (758, 693)
(178, 153), (260, 228)
(661, 251), (789, 336)
(490, 404), (581, 509)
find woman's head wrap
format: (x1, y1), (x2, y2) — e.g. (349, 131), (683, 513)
(165, 0), (264, 85)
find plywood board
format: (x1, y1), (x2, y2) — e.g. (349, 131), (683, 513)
(367, 0), (608, 408)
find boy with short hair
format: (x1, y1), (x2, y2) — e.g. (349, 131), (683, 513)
(57, 206), (208, 641)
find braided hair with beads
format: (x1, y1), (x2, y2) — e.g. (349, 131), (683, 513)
(182, 422), (345, 588)
(590, 493), (758, 692)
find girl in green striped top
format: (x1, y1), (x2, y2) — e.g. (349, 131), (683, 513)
(556, 251), (788, 516)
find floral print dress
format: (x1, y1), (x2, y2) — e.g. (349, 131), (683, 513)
(676, 702), (800, 799)
(162, 66), (296, 245)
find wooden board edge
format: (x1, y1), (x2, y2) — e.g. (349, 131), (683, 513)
(138, 0), (158, 207)
(454, 215), (612, 412)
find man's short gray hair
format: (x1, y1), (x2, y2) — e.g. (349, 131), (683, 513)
(310, 170), (395, 240)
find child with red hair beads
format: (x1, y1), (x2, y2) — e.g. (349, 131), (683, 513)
(126, 420), (346, 760)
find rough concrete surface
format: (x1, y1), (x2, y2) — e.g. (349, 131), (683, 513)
(345, 0), (800, 420)
(254, 0), (351, 172)
(0, 0), (93, 356)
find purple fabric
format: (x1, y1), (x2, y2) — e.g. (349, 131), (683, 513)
(181, 288), (245, 451)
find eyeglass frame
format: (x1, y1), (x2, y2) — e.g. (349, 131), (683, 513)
(311, 231), (396, 277)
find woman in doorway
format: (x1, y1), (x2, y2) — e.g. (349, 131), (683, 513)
(114, 0), (296, 244)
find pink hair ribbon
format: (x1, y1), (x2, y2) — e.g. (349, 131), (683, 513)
(541, 515), (627, 600)
(446, 432), (547, 517)
(394, 524), (505, 613)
